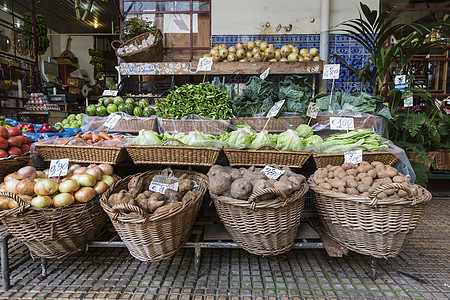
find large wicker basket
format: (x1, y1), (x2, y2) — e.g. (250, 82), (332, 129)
(111, 30), (164, 63)
(308, 179), (432, 259)
(224, 145), (311, 167)
(435, 149), (450, 170)
(84, 114), (157, 133)
(0, 192), (106, 259)
(100, 170), (208, 262)
(0, 154), (30, 182)
(231, 116), (308, 132)
(126, 139), (221, 166)
(158, 118), (230, 135)
(211, 183), (308, 256)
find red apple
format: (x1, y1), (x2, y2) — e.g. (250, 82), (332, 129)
(7, 137), (22, 148)
(7, 127), (21, 137)
(0, 126), (8, 139)
(0, 137), (7, 150)
(6, 146), (22, 156)
(21, 143), (30, 154)
(0, 149), (7, 158)
(16, 135), (31, 145)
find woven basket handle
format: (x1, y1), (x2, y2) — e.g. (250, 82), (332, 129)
(255, 144), (280, 151)
(0, 192), (30, 217)
(111, 40), (124, 51)
(111, 203), (148, 221)
(369, 183), (415, 206)
(347, 145), (370, 152)
(63, 137), (89, 146)
(161, 138), (187, 147)
(247, 188), (287, 207)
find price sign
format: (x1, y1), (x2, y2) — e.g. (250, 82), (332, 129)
(344, 150), (363, 164)
(197, 57), (213, 71)
(330, 117), (355, 130)
(261, 166), (285, 180)
(267, 100), (285, 118)
(306, 102), (320, 118)
(104, 113), (121, 129)
(322, 64), (340, 80)
(260, 67), (270, 80)
(403, 94), (413, 107)
(102, 90), (118, 96)
(49, 159), (69, 177)
(149, 181), (179, 194)
(394, 75), (407, 91)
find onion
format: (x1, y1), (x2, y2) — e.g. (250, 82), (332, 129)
(5, 178), (20, 193)
(210, 48), (219, 56)
(71, 174), (80, 181)
(74, 187), (96, 202)
(260, 41), (268, 52)
(253, 53), (263, 62)
(93, 181), (108, 195)
(17, 166), (37, 179)
(0, 200), (9, 210)
(264, 48), (274, 60)
(236, 49), (245, 60)
(291, 47), (299, 54)
(269, 58), (277, 62)
(0, 182), (5, 191)
(73, 167), (88, 175)
(8, 200), (18, 209)
(4, 173), (18, 182)
(236, 42), (245, 50)
(299, 48), (308, 57)
(280, 45), (291, 57)
(59, 179), (80, 193)
(68, 164), (82, 174)
(98, 164), (114, 176)
(15, 179), (36, 195)
(219, 48), (228, 59)
(313, 56), (320, 61)
(245, 51), (253, 59)
(298, 56), (304, 61)
(227, 53), (237, 62)
(274, 50), (281, 60)
(101, 175), (115, 187)
(288, 53), (299, 61)
(34, 179), (59, 196)
(303, 53), (313, 61)
(52, 193), (75, 208)
(247, 41), (255, 51)
(279, 57), (288, 61)
(228, 46), (236, 53)
(309, 48), (318, 56)
(212, 53), (221, 62)
(111, 174), (120, 182)
(77, 174), (97, 187)
(19, 194), (33, 202)
(36, 171), (46, 178)
(85, 166), (103, 181)
(251, 47), (260, 55)
(43, 169), (49, 177)
(239, 58), (248, 62)
(31, 195), (52, 208)
(254, 40), (262, 47)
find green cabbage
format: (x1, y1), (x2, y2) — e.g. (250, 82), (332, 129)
(163, 132), (186, 146)
(134, 130), (162, 145)
(276, 129), (305, 151)
(305, 135), (323, 146)
(295, 124), (313, 138)
(226, 128), (252, 149)
(249, 130), (276, 149)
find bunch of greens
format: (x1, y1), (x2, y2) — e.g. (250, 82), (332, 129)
(120, 17), (156, 41)
(156, 83), (234, 119)
(320, 129), (388, 153)
(278, 75), (312, 117)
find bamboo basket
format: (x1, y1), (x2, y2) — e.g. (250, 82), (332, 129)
(211, 183), (308, 256)
(308, 178), (432, 259)
(100, 170), (208, 262)
(158, 118), (230, 134)
(0, 154), (30, 182)
(0, 192), (106, 259)
(231, 116), (308, 132)
(111, 30), (164, 63)
(224, 145), (311, 167)
(126, 139), (221, 166)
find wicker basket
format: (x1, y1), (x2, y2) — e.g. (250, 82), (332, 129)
(308, 179), (432, 259)
(35, 138), (128, 164)
(310, 113), (384, 130)
(158, 118), (230, 135)
(224, 145), (311, 167)
(435, 149), (450, 170)
(85, 115), (157, 133)
(407, 151), (438, 168)
(231, 116), (308, 132)
(212, 183), (308, 256)
(0, 192), (106, 259)
(100, 170), (208, 262)
(111, 30), (164, 63)
(0, 154), (30, 182)
(126, 139), (221, 166)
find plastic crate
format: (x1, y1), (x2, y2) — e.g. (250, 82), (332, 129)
(304, 189), (316, 212)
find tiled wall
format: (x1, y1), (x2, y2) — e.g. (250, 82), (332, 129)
(211, 34), (372, 94)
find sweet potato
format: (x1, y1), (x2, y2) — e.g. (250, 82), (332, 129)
(230, 178), (253, 200)
(319, 182), (332, 190)
(178, 179), (194, 195)
(154, 202), (182, 215)
(108, 190), (135, 207)
(346, 188), (359, 195)
(164, 189), (182, 203)
(273, 180), (293, 196)
(288, 176), (304, 191)
(361, 177), (373, 186)
(208, 172), (232, 196)
(328, 179), (346, 189)
(128, 176), (144, 197)
(182, 190), (196, 204)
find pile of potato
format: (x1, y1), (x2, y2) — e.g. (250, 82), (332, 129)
(107, 173), (197, 216)
(312, 161), (423, 199)
(207, 165), (306, 200)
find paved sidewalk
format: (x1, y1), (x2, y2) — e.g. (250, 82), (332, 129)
(0, 198), (448, 299)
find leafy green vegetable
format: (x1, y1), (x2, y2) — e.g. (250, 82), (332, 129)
(305, 135), (323, 146)
(249, 130), (276, 149)
(276, 129), (305, 151)
(321, 129), (388, 153)
(226, 128), (253, 149)
(134, 130), (162, 145)
(278, 75), (312, 117)
(295, 124), (314, 138)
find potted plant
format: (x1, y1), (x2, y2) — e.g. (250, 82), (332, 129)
(120, 17), (156, 41)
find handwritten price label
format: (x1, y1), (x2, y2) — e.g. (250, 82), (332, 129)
(322, 64), (340, 80)
(104, 113), (121, 129)
(267, 100), (285, 118)
(330, 117), (355, 130)
(260, 67), (270, 80)
(403, 95), (413, 107)
(102, 90), (118, 96)
(49, 159), (69, 177)
(197, 57), (213, 71)
(344, 150), (363, 164)
(261, 166), (285, 180)
(306, 102), (320, 118)
(149, 181), (179, 194)
(394, 75), (407, 91)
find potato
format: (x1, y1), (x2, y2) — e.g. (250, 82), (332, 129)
(375, 164), (386, 172)
(108, 190), (135, 207)
(149, 192), (164, 202)
(329, 166), (339, 172)
(371, 182), (381, 190)
(357, 185), (369, 193)
(128, 176), (144, 197)
(328, 172), (335, 179)
(380, 177), (393, 185)
(273, 180), (294, 196)
(377, 170), (389, 179)
(356, 173), (367, 180)
(385, 168), (398, 178)
(342, 175), (354, 182)
(231, 178), (253, 200)
(384, 189), (395, 196)
(346, 169), (358, 176)
(182, 190), (196, 204)
(367, 187), (375, 194)
(398, 190), (408, 198)
(367, 170), (377, 179)
(0, 200), (10, 210)
(346, 179), (358, 188)
(241, 169), (267, 181)
(341, 163), (353, 170)
(336, 172), (347, 180)
(315, 170), (327, 179)
(371, 161), (383, 167)
(154, 202), (182, 215)
(360, 192), (370, 198)
(333, 167), (345, 177)
(389, 194), (400, 200)
(315, 178), (325, 184)
(282, 166), (299, 178)
(346, 188), (359, 195)
(356, 165), (365, 173)
(288, 176), (304, 191)
(337, 186), (346, 193)
(208, 173), (232, 196)
(248, 166), (256, 172)
(377, 192), (388, 199)
(392, 176), (405, 183)
(328, 179), (346, 189)
(178, 179), (194, 195)
(319, 182), (332, 190)
(164, 189), (182, 203)
(362, 165), (373, 173)
(361, 177), (373, 187)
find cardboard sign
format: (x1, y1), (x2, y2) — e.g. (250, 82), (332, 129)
(49, 159), (69, 177)
(404, 95), (413, 107)
(267, 100), (285, 118)
(104, 113), (121, 129)
(197, 57), (213, 71)
(330, 117), (355, 130)
(261, 166), (285, 180)
(306, 102), (320, 118)
(102, 90), (118, 96)
(322, 64), (340, 79)
(149, 181), (179, 194)
(260, 67), (270, 80)
(344, 150), (363, 164)
(394, 75), (407, 91)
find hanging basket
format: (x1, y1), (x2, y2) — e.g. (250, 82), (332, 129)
(111, 30), (164, 63)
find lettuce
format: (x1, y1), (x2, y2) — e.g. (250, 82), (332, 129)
(295, 124), (314, 138)
(226, 128), (253, 149)
(276, 129), (305, 151)
(305, 135), (323, 146)
(134, 130), (162, 145)
(249, 130), (276, 149)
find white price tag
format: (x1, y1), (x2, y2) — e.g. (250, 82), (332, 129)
(267, 100), (285, 118)
(102, 90), (118, 96)
(394, 75), (407, 91)
(49, 159), (69, 177)
(149, 181), (179, 194)
(330, 117), (355, 130)
(306, 102), (320, 118)
(103, 113), (121, 129)
(322, 64), (340, 80)
(261, 166), (285, 180)
(260, 67), (270, 80)
(344, 150), (363, 164)
(197, 57), (213, 71)
(404, 95), (413, 107)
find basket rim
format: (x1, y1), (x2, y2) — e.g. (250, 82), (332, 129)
(0, 152), (30, 162)
(126, 144), (222, 152)
(114, 30), (162, 58)
(35, 143), (124, 151)
(224, 147), (312, 156)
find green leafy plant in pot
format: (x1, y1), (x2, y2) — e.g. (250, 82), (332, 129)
(120, 17), (156, 41)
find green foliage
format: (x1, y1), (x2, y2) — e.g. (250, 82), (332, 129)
(23, 13), (49, 55)
(88, 49), (104, 80)
(120, 17), (156, 41)
(278, 75), (312, 117)
(409, 161), (430, 188)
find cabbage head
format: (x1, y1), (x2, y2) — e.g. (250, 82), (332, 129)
(276, 129), (304, 151)
(248, 130), (276, 149)
(134, 130), (162, 145)
(305, 135), (323, 146)
(295, 124), (313, 138)
(226, 128), (252, 149)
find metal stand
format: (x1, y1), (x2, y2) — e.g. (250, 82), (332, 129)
(39, 258), (48, 280)
(370, 257), (377, 280)
(0, 233), (32, 290)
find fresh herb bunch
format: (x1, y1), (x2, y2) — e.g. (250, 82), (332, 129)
(120, 17), (156, 41)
